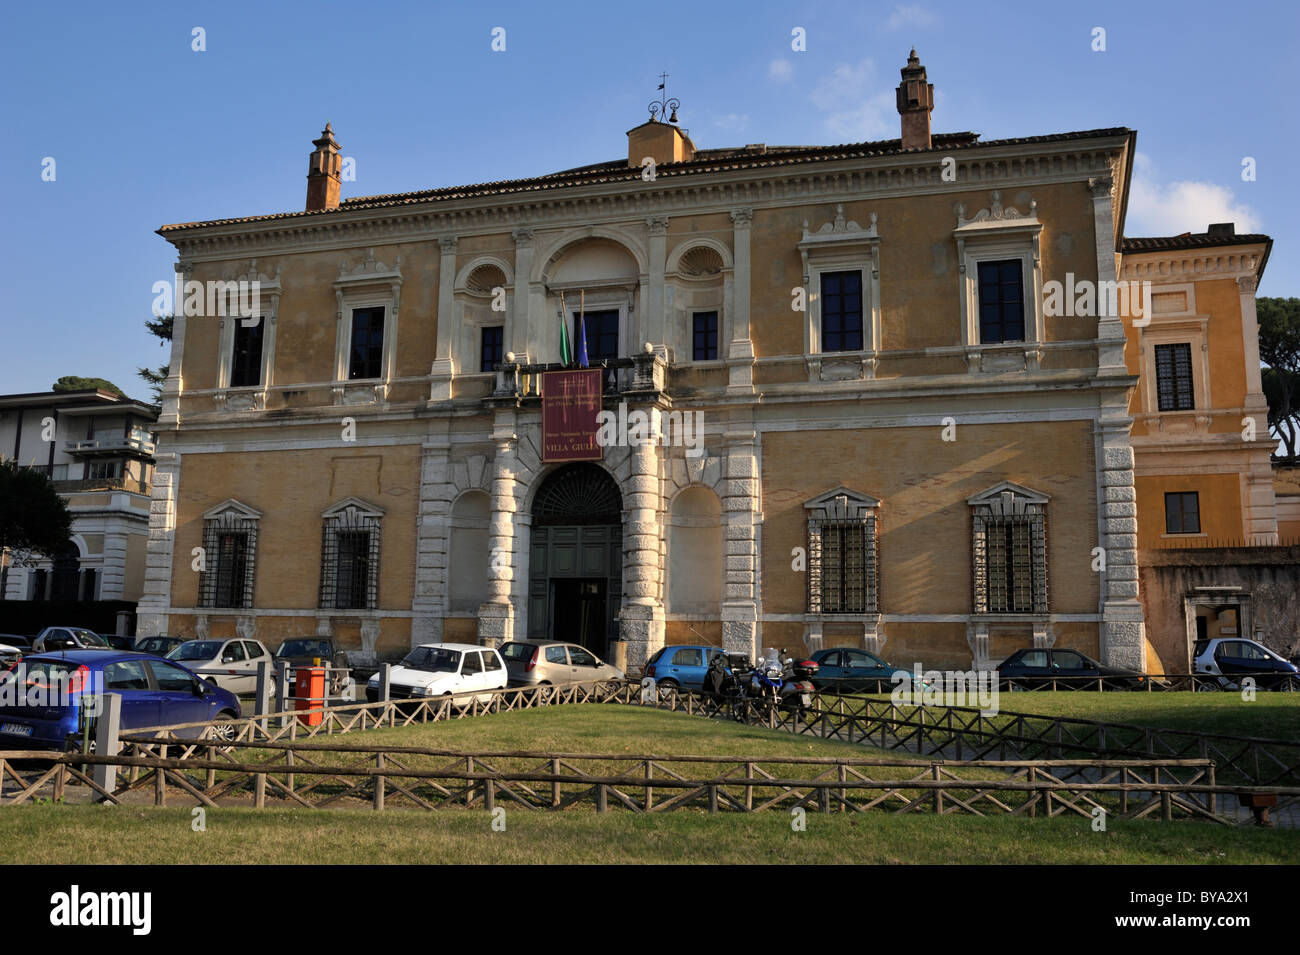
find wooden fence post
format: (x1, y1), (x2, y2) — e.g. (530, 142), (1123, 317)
(374, 752), (385, 811)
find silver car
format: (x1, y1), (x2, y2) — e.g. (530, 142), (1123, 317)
(499, 640), (624, 687)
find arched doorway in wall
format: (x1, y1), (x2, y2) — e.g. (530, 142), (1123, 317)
(528, 463), (623, 654)
(50, 542), (81, 602)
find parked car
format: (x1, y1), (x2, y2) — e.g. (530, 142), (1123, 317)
(809, 647), (909, 693)
(0, 643), (24, 667)
(274, 638), (351, 695)
(133, 636), (185, 657)
(0, 650), (241, 751)
(642, 645), (731, 692)
(0, 635), (32, 651)
(98, 634), (135, 651)
(499, 640), (624, 687)
(365, 643), (507, 705)
(1193, 637), (1300, 691)
(32, 627), (113, 653)
(166, 638), (274, 694)
(996, 648), (1149, 690)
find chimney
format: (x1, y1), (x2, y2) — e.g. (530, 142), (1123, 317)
(896, 49), (934, 150)
(306, 123), (342, 212)
(1207, 222), (1236, 237)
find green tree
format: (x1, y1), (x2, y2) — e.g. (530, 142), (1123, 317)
(137, 313), (172, 406)
(0, 459), (73, 595)
(52, 375), (125, 397)
(1257, 296), (1300, 461)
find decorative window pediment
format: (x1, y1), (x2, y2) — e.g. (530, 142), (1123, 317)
(805, 488), (880, 616)
(969, 482), (1048, 615)
(798, 206), (882, 380)
(954, 192), (1045, 370)
(319, 498), (383, 611)
(198, 499), (260, 610)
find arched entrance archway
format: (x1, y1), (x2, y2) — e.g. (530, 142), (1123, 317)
(50, 541), (81, 602)
(528, 464), (623, 653)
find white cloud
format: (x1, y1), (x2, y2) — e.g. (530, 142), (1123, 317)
(711, 113), (750, 133)
(768, 59), (793, 82)
(811, 60), (896, 141)
(1127, 152), (1261, 236)
(885, 4), (938, 31)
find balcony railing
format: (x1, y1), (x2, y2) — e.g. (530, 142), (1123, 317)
(53, 475), (151, 495)
(66, 428), (156, 457)
(491, 351), (667, 401)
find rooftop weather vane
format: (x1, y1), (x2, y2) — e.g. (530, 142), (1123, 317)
(648, 72), (679, 124)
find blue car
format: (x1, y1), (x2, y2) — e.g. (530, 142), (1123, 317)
(643, 645), (732, 691)
(0, 650), (242, 752)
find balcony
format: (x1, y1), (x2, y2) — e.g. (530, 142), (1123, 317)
(66, 428), (157, 457)
(53, 475), (151, 495)
(488, 350), (668, 404)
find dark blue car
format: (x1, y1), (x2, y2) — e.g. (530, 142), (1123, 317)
(0, 650), (241, 751)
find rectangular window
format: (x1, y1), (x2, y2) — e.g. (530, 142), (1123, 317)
(213, 532), (250, 608)
(333, 530), (371, 609)
(1155, 343), (1195, 411)
(231, 319), (264, 387)
(1165, 492), (1201, 534)
(579, 310), (620, 362)
(480, 325), (504, 373)
(820, 522), (867, 613)
(820, 271), (863, 352)
(977, 260), (1025, 343)
(985, 519), (1035, 613)
(87, 459), (123, 480)
(348, 307), (385, 380)
(692, 311), (718, 361)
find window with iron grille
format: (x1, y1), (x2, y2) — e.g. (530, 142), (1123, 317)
(820, 271), (863, 352)
(319, 506), (382, 610)
(692, 311), (718, 361)
(480, 325), (504, 373)
(348, 307), (385, 380)
(231, 319), (264, 387)
(1164, 491), (1200, 534)
(198, 512), (258, 609)
(970, 486), (1048, 615)
(1154, 343), (1195, 411)
(804, 489), (879, 615)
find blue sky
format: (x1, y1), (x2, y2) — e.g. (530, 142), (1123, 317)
(3, 0), (1297, 400)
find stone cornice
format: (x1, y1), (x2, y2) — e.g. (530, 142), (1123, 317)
(164, 135), (1131, 263)
(1118, 243), (1268, 282)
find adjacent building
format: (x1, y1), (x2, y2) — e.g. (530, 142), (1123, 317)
(0, 389), (157, 603)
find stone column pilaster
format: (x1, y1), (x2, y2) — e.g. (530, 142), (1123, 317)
(411, 432), (453, 647)
(619, 411), (665, 668)
(721, 426), (759, 657)
(510, 228), (534, 361)
(99, 528), (129, 600)
(477, 416), (518, 644)
(1238, 274), (1279, 541)
(1088, 175), (1128, 378)
(1097, 408), (1146, 670)
(137, 452), (180, 637)
(646, 217), (668, 350)
(429, 236), (458, 401)
(727, 208), (755, 393)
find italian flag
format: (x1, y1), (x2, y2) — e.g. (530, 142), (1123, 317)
(558, 292), (572, 365)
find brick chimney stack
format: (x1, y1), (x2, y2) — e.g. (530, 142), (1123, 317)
(896, 50), (934, 150)
(306, 123), (342, 212)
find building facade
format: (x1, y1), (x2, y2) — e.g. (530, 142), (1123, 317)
(0, 389), (157, 603)
(137, 53), (1285, 672)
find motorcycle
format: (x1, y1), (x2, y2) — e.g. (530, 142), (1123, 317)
(778, 651), (819, 716)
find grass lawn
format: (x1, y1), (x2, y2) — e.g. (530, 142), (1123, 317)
(3, 705), (1297, 864)
(1, 803), (1296, 865)
(845, 691), (1300, 741)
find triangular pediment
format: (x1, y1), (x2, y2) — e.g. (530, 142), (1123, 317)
(321, 496), (385, 520)
(967, 481), (1050, 507)
(804, 486), (880, 520)
(202, 498), (262, 521)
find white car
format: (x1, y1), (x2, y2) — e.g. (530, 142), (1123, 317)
(366, 643), (507, 705)
(166, 638), (274, 694)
